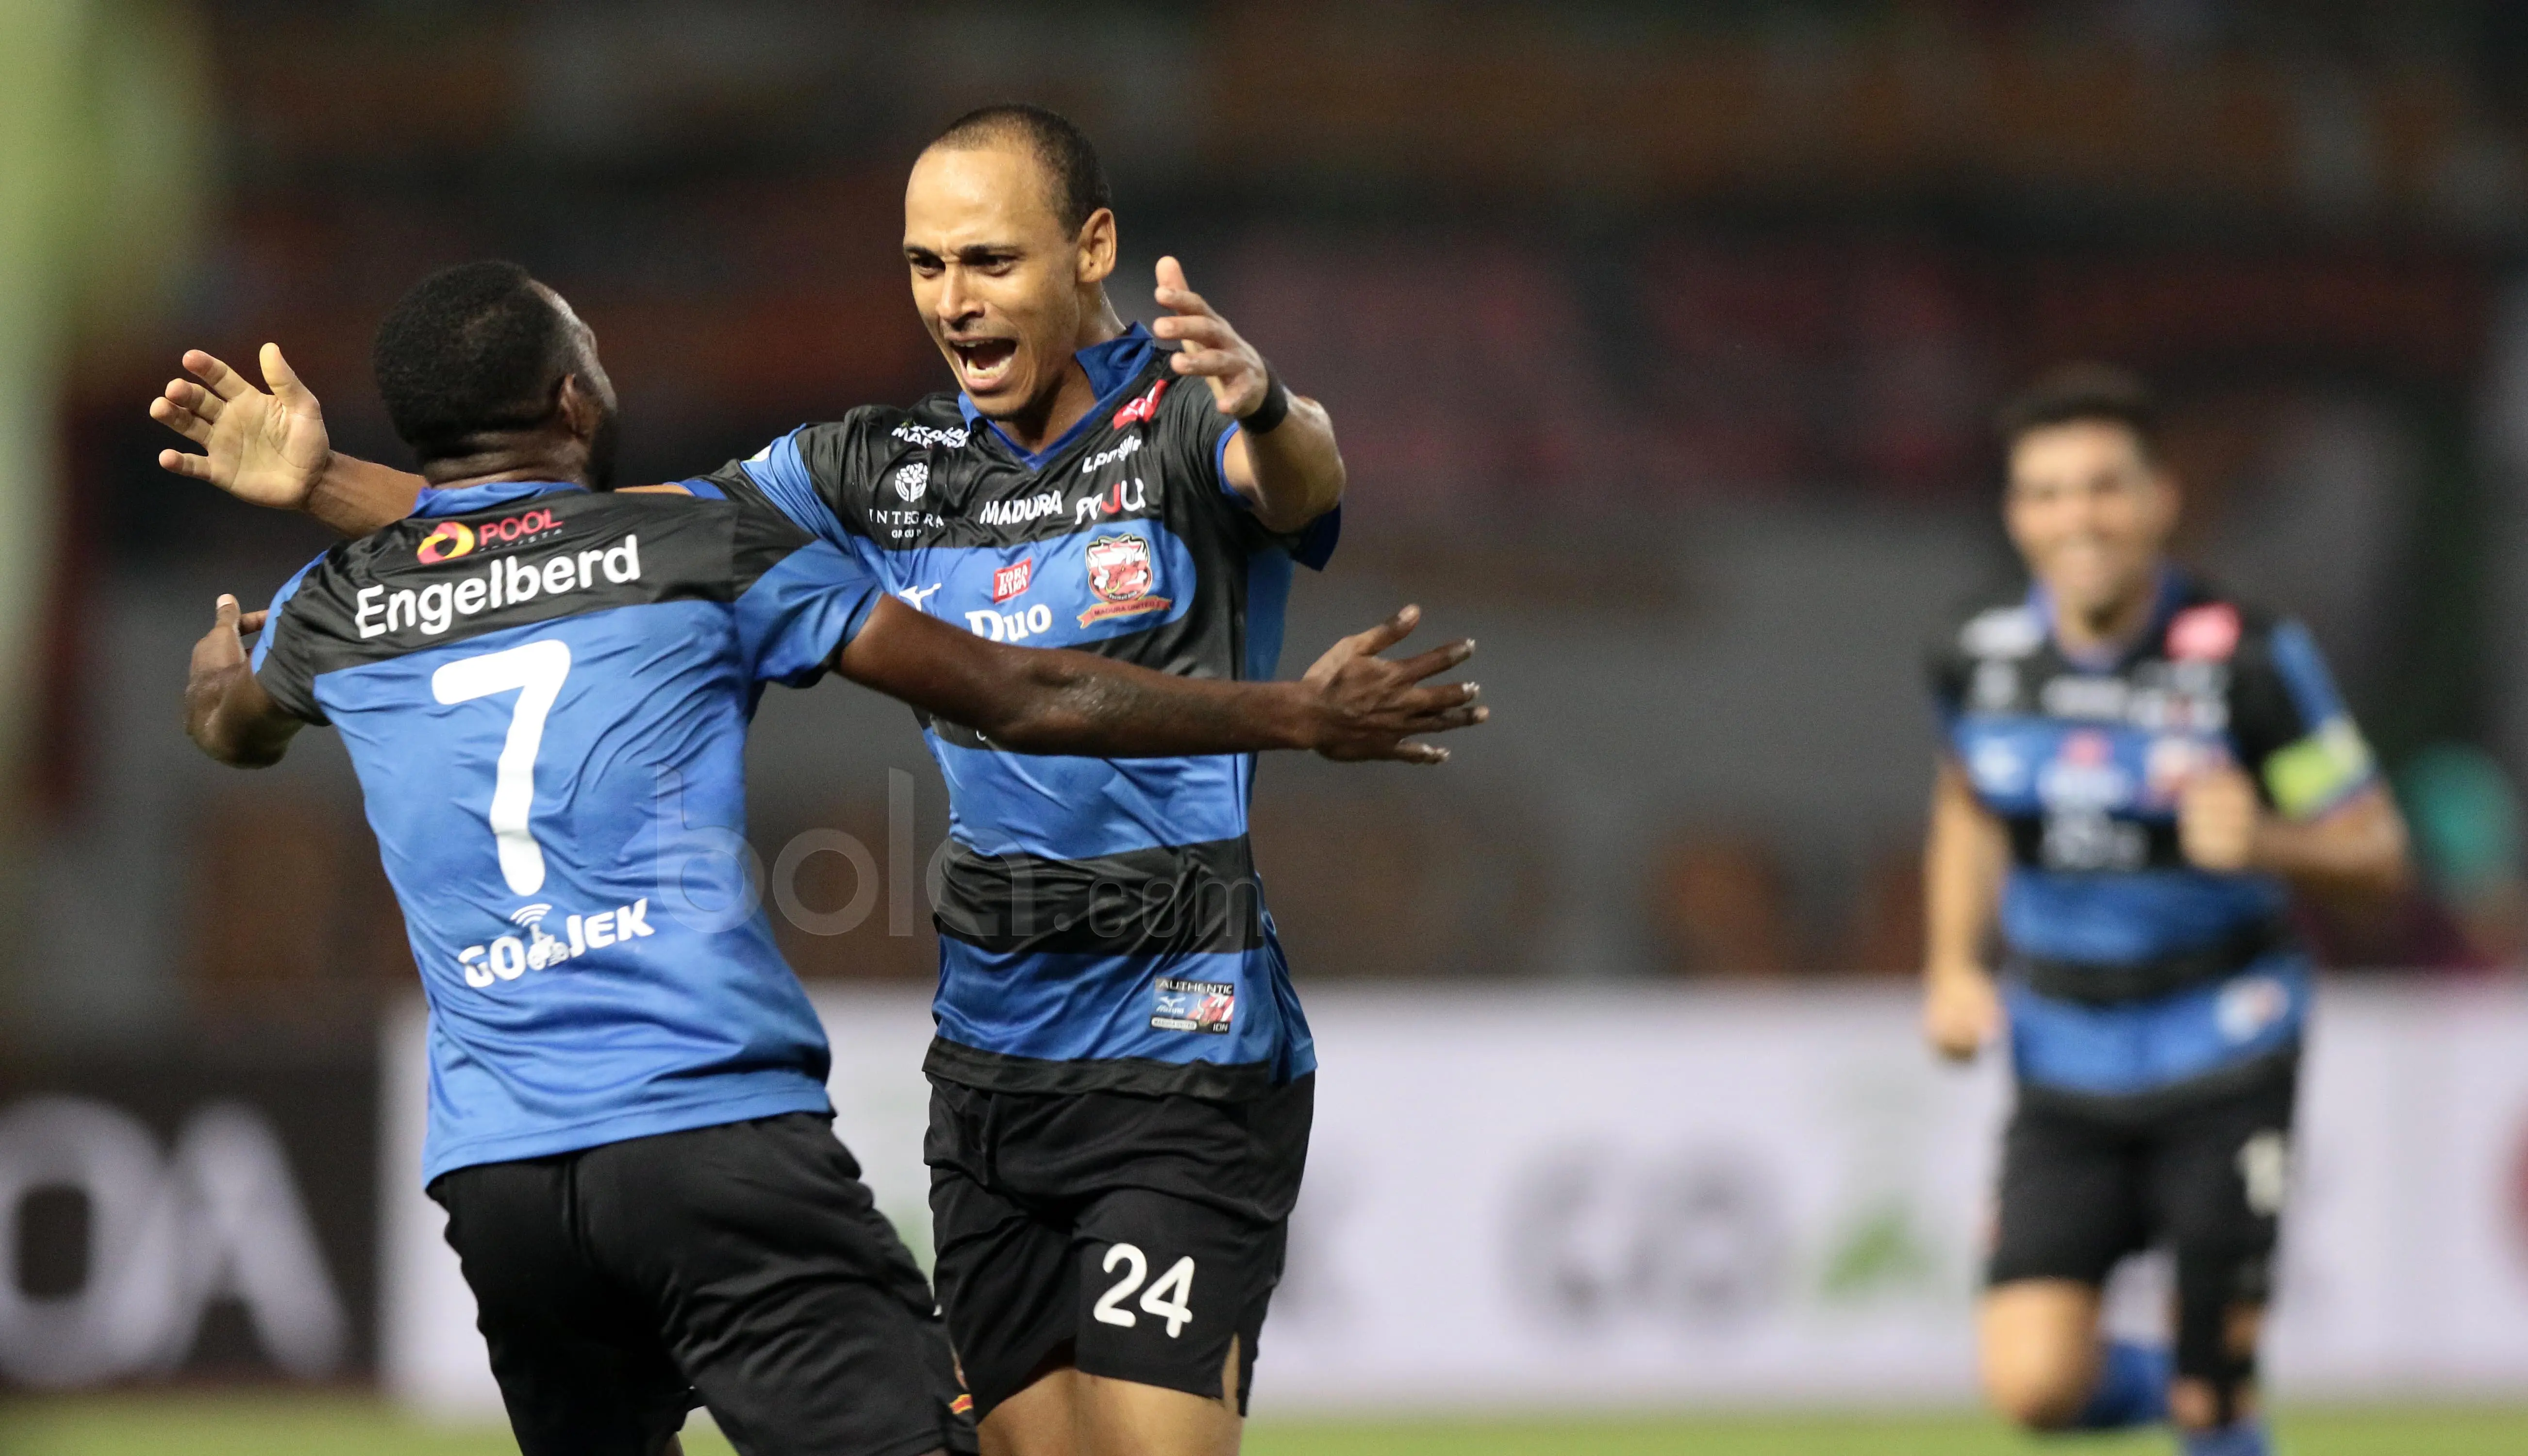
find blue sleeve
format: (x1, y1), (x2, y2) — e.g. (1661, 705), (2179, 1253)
(733, 539), (886, 687)
(2258, 619), (2378, 817)
(2267, 619), (2349, 726)
(726, 430), (851, 551)
(248, 553), (324, 674)
(1211, 419), (1341, 571)
(249, 551), (332, 723)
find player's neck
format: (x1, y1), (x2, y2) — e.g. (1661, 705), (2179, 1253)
(422, 439), (594, 494)
(2051, 579), (2158, 658)
(995, 296), (1129, 454)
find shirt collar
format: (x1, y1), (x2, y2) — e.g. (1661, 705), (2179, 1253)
(2030, 564), (2183, 671)
(957, 324), (1161, 469)
(412, 480), (589, 518)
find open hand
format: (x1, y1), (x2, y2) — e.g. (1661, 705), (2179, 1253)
(150, 344), (332, 510)
(1152, 256), (1271, 420)
(1299, 605), (1484, 763)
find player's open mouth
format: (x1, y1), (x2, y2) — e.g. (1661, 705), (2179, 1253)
(949, 338), (1018, 391)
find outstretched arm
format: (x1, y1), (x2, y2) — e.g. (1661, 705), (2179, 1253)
(839, 600), (1482, 763)
(150, 345), (422, 536)
(1152, 256), (1345, 534)
(1921, 757), (2008, 1062)
(185, 595), (304, 767)
(2178, 772), (2409, 897)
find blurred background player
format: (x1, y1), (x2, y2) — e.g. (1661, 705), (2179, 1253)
(1921, 365), (2411, 1456)
(170, 261), (1475, 1456)
(153, 105), (1353, 1456)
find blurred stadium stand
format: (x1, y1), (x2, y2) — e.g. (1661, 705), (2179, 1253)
(25, 1), (2528, 1044)
(14, 0), (2528, 1397)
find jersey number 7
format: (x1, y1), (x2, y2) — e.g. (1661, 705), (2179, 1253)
(431, 639), (573, 896)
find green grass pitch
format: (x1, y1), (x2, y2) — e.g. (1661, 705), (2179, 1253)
(3, 1396), (2523, 1455)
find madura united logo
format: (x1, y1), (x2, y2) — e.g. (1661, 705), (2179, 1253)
(1079, 532), (1170, 627)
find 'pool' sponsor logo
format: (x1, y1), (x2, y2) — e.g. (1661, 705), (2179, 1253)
(416, 521), (476, 563)
(419, 506), (563, 564)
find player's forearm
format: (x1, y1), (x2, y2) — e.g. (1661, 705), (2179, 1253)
(185, 667), (296, 767)
(306, 452), (425, 537)
(1923, 761), (2006, 978)
(1239, 396), (1345, 534)
(2251, 786), (2411, 897)
(982, 650), (1316, 758)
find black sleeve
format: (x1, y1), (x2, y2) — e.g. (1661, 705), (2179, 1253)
(2225, 612), (2378, 817)
(1925, 620), (1971, 724)
(1154, 365), (1333, 563)
(690, 415), (883, 548)
(249, 557), (336, 726)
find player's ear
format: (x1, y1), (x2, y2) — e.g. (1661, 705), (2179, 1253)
(2149, 465), (2182, 534)
(1076, 206), (1117, 286)
(557, 374), (604, 443)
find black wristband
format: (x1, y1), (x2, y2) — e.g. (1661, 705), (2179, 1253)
(1239, 367), (1292, 435)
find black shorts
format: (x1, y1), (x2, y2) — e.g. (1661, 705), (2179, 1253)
(430, 1112), (976, 1456)
(1987, 1065), (2297, 1293)
(925, 1074), (1313, 1421)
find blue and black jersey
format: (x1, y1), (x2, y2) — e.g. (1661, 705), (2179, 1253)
(1928, 571), (2378, 1104)
(252, 481), (883, 1181)
(700, 325), (1337, 1101)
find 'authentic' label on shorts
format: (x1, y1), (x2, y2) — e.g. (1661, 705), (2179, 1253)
(1150, 976), (1235, 1034)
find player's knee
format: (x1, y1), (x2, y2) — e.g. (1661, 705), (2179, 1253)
(1979, 1346), (2091, 1430)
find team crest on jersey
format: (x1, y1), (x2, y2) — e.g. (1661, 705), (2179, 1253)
(993, 557), (1033, 603)
(1150, 976), (1234, 1034)
(893, 462), (929, 502)
(1079, 533), (1171, 625)
(1110, 379), (1168, 430)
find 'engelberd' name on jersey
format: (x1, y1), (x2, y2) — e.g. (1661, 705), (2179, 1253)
(1927, 571), (2377, 1104)
(700, 325), (1336, 1100)
(252, 481), (882, 1181)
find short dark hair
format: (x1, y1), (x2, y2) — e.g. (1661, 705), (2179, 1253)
(928, 103), (1113, 234)
(1995, 362), (2161, 462)
(372, 260), (578, 462)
